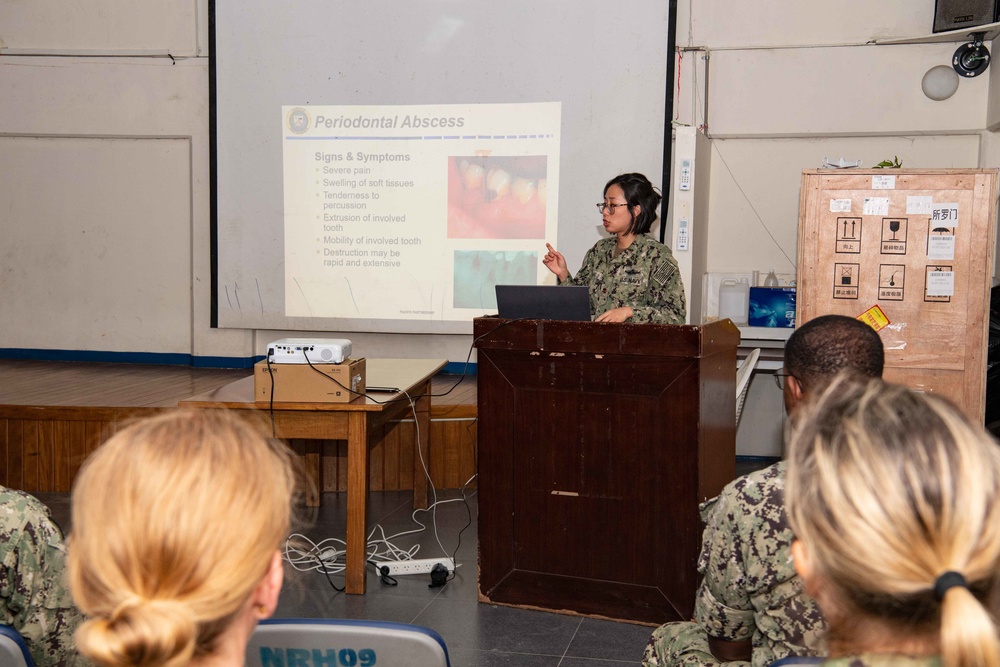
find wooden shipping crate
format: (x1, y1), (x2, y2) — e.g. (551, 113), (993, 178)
(797, 169), (999, 421)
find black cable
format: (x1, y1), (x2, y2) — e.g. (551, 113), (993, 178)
(285, 317), (528, 406)
(317, 554), (345, 593)
(265, 349), (276, 437)
(443, 486), (474, 585)
(370, 561), (398, 586)
(301, 352), (398, 404)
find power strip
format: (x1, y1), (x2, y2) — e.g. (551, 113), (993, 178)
(373, 558), (456, 576)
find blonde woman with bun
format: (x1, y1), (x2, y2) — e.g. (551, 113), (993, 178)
(785, 375), (1000, 667)
(67, 409), (298, 667)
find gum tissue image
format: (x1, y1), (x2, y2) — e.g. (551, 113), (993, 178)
(447, 155), (547, 239)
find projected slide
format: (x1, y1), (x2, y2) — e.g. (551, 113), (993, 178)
(282, 102), (560, 322)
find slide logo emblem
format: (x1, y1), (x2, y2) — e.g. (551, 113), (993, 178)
(287, 107), (311, 134)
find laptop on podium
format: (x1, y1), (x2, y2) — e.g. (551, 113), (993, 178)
(495, 285), (592, 321)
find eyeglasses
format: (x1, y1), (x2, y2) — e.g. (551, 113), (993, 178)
(773, 371), (794, 390)
(596, 202), (630, 213)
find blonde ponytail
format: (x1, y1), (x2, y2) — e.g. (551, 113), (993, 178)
(785, 376), (1000, 667)
(76, 598), (197, 667)
(939, 579), (1000, 667)
(69, 409), (299, 667)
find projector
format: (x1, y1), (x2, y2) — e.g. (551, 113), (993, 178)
(266, 338), (353, 364)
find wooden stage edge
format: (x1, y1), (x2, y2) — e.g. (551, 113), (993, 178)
(0, 359), (478, 495)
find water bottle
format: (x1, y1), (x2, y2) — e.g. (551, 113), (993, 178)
(719, 278), (750, 325)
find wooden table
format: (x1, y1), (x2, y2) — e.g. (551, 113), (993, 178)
(179, 358), (447, 594)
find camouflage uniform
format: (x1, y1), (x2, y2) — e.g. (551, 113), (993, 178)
(560, 234), (686, 324)
(0, 486), (87, 666)
(643, 462), (826, 667)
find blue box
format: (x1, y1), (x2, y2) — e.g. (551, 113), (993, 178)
(749, 287), (796, 328)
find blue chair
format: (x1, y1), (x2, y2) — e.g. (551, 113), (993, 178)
(247, 618), (451, 667)
(769, 657), (825, 667)
(0, 624), (35, 667)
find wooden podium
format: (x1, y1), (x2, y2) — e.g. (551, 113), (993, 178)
(474, 317), (739, 624)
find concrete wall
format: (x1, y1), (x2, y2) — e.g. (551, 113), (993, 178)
(670, 1), (998, 455)
(1, 1), (997, 384)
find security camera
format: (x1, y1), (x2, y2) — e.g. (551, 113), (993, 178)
(952, 31), (991, 78)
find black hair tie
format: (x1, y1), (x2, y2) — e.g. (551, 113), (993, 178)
(933, 571), (967, 601)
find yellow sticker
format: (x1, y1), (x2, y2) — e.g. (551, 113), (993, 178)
(857, 305), (889, 332)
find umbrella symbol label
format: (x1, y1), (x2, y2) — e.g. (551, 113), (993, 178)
(927, 226), (956, 261)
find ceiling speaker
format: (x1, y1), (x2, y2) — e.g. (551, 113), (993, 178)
(933, 0), (998, 33)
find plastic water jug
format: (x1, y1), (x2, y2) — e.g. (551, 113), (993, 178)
(719, 278), (750, 325)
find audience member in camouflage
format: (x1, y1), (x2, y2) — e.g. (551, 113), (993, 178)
(643, 461), (825, 667)
(543, 172), (685, 324)
(642, 315), (885, 667)
(0, 485), (86, 666)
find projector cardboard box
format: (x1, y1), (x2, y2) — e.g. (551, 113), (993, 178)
(254, 358), (366, 403)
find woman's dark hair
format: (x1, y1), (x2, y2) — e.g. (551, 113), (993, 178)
(604, 172), (662, 235)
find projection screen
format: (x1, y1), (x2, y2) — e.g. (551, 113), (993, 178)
(212, 0), (671, 334)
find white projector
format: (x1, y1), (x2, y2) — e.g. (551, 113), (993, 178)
(266, 338), (353, 365)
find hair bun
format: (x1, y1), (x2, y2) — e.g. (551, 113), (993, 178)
(77, 596), (197, 667)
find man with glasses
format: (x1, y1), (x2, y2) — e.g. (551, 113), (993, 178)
(643, 314), (884, 667)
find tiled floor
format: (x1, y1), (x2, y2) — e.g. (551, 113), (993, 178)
(38, 487), (656, 667)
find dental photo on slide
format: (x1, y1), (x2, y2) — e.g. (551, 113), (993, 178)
(448, 156), (547, 239)
(452, 249), (537, 309)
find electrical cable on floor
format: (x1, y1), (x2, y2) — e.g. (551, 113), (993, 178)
(370, 560), (398, 586)
(318, 554), (345, 593)
(278, 335), (483, 591)
(283, 395), (474, 592)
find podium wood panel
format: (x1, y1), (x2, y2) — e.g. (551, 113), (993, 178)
(474, 318), (739, 624)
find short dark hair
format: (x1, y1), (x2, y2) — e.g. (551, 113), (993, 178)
(604, 172), (661, 235)
(784, 314), (884, 394)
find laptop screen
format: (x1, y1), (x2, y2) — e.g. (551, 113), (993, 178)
(495, 285), (592, 321)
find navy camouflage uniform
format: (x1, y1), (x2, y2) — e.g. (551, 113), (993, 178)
(560, 234), (686, 324)
(642, 462), (826, 667)
(1, 486), (87, 666)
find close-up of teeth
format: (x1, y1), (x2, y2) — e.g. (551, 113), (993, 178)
(449, 155), (548, 239)
(460, 160), (485, 190)
(485, 166), (511, 202)
(458, 159), (546, 206)
(511, 177), (536, 205)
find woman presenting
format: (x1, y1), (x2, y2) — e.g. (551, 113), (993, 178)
(543, 172), (685, 324)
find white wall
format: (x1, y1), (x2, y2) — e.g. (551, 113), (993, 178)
(673, 1), (997, 281)
(671, 1), (999, 456)
(1, 1), (997, 370)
